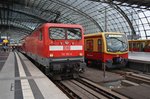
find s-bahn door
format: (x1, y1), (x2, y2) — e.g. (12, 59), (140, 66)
(98, 39), (102, 52)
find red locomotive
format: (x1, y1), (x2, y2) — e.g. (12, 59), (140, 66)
(84, 32), (128, 69)
(22, 23), (86, 80)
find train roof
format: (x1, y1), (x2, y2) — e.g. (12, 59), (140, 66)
(84, 32), (124, 37)
(128, 39), (150, 42)
(39, 23), (83, 29)
(29, 23), (84, 36)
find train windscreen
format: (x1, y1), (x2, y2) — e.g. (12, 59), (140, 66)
(49, 28), (81, 40)
(105, 34), (128, 52)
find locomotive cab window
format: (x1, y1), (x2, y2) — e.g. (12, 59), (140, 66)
(49, 28), (65, 39)
(49, 28), (81, 40)
(67, 28), (81, 39)
(105, 34), (128, 52)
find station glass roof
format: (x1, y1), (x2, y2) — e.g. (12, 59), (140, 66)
(0, 0), (150, 41)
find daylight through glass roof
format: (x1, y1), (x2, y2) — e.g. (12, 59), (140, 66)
(0, 0), (150, 41)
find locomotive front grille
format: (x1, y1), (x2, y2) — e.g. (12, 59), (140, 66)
(112, 57), (122, 64)
(50, 57), (84, 62)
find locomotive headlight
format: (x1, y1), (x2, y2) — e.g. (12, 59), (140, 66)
(79, 53), (83, 56)
(50, 54), (54, 57)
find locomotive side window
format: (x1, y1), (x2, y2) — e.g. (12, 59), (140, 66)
(86, 40), (93, 51)
(98, 39), (102, 52)
(39, 31), (42, 41)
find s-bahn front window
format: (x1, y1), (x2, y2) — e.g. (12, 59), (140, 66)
(105, 34), (128, 52)
(49, 28), (81, 40)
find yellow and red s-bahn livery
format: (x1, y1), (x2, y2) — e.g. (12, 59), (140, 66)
(23, 23), (86, 80)
(128, 39), (150, 52)
(84, 32), (128, 68)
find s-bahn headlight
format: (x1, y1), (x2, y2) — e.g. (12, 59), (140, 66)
(50, 54), (53, 57)
(79, 53), (83, 56)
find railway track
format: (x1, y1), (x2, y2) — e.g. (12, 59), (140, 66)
(126, 73), (150, 85)
(55, 78), (128, 99)
(111, 69), (150, 85)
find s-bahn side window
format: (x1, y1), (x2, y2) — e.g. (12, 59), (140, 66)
(86, 40), (93, 51)
(98, 39), (102, 52)
(39, 31), (42, 41)
(129, 43), (132, 49)
(49, 28), (81, 40)
(133, 43), (136, 48)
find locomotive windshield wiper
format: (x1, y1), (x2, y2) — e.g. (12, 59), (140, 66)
(111, 37), (127, 45)
(111, 37), (128, 51)
(106, 37), (128, 52)
(68, 28), (78, 33)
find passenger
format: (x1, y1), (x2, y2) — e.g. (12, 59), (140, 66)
(6, 46), (8, 51)
(3, 46), (6, 52)
(12, 46), (16, 51)
(9, 46), (12, 51)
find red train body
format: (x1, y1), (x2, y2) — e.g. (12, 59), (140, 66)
(22, 23), (86, 80)
(129, 39), (150, 52)
(84, 32), (128, 68)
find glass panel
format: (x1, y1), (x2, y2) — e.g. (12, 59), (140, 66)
(67, 28), (81, 39)
(146, 30), (150, 35)
(98, 39), (102, 52)
(141, 18), (148, 24)
(105, 34), (128, 52)
(86, 40), (93, 51)
(49, 28), (65, 39)
(39, 31), (42, 41)
(49, 28), (81, 40)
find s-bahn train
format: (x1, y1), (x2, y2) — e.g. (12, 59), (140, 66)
(22, 23), (86, 80)
(128, 39), (150, 52)
(84, 32), (128, 69)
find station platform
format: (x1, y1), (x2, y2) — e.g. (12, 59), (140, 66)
(0, 51), (69, 99)
(0, 51), (9, 71)
(129, 52), (150, 64)
(128, 52), (150, 72)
